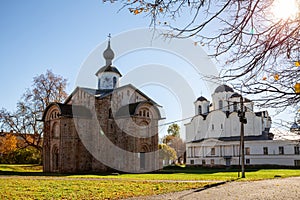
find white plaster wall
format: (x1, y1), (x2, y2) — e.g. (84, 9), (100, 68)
(195, 115), (208, 140)
(186, 140), (300, 166)
(204, 111), (227, 138)
(212, 92), (234, 111)
(244, 112), (262, 136)
(185, 122), (194, 142)
(194, 100), (210, 115)
(228, 97), (240, 112)
(98, 72), (121, 89)
(227, 113), (240, 137)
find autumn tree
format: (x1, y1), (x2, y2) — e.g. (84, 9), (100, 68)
(158, 143), (177, 165)
(163, 124), (186, 163)
(167, 123), (180, 137)
(0, 70), (68, 152)
(114, 0), (300, 109)
(0, 133), (17, 155)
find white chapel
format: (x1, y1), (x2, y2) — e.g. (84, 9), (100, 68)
(185, 85), (300, 167)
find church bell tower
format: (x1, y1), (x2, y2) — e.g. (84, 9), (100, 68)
(95, 35), (122, 90)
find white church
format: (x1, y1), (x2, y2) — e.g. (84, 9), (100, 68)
(185, 85), (300, 167)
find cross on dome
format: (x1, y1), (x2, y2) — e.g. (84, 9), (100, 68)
(103, 33), (114, 66)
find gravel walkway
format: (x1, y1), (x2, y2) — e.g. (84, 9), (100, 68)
(125, 177), (300, 200)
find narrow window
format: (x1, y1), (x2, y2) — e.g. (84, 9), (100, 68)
(140, 152), (145, 170)
(211, 148), (215, 156)
(263, 147), (268, 155)
(279, 146), (284, 155)
(211, 159), (214, 165)
(98, 79), (101, 89)
(233, 102), (238, 112)
(113, 77), (117, 88)
(212, 124), (214, 130)
(246, 159), (250, 164)
(245, 147), (250, 155)
(198, 105), (202, 115)
(202, 160), (206, 165)
(219, 100), (223, 110)
(108, 108), (112, 119)
(221, 124), (223, 129)
(295, 146), (300, 155)
(190, 160), (194, 165)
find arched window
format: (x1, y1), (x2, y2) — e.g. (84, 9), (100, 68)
(52, 122), (60, 138)
(198, 105), (202, 115)
(233, 102), (238, 112)
(113, 77), (117, 88)
(139, 108), (150, 118)
(218, 100), (223, 110)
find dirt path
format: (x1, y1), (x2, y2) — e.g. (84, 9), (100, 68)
(126, 177), (300, 200)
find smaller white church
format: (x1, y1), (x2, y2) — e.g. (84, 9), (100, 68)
(185, 85), (300, 167)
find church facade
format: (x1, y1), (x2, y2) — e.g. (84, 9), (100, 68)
(186, 85), (300, 167)
(42, 39), (163, 173)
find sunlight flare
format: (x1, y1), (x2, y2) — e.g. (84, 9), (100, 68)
(271, 0), (299, 20)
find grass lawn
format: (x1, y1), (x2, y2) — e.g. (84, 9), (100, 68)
(0, 164), (42, 172)
(0, 164), (300, 199)
(0, 177), (208, 200)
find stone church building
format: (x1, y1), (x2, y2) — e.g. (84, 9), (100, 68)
(42, 38), (163, 173)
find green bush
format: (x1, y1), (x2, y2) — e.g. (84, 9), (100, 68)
(0, 147), (41, 164)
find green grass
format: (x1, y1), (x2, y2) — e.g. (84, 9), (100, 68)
(69, 168), (300, 182)
(0, 164), (300, 199)
(0, 177), (208, 200)
(0, 164), (42, 172)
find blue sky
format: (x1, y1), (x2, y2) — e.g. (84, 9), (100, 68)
(0, 0), (147, 108)
(1, 0), (212, 137)
(0, 0), (295, 136)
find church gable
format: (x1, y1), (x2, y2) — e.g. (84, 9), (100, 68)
(111, 84), (160, 107)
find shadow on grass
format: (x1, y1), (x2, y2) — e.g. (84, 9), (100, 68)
(157, 165), (260, 175)
(2, 164), (291, 177)
(0, 168), (248, 177)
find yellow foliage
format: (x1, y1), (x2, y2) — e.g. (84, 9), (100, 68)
(295, 61), (300, 67)
(0, 134), (18, 154)
(274, 74), (279, 81)
(294, 82), (300, 93)
(133, 9), (144, 15)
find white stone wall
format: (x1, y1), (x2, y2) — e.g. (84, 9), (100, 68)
(185, 109), (266, 142)
(194, 100), (210, 115)
(186, 140), (300, 166)
(211, 91), (233, 111)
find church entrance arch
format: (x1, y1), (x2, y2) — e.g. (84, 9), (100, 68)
(52, 145), (59, 171)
